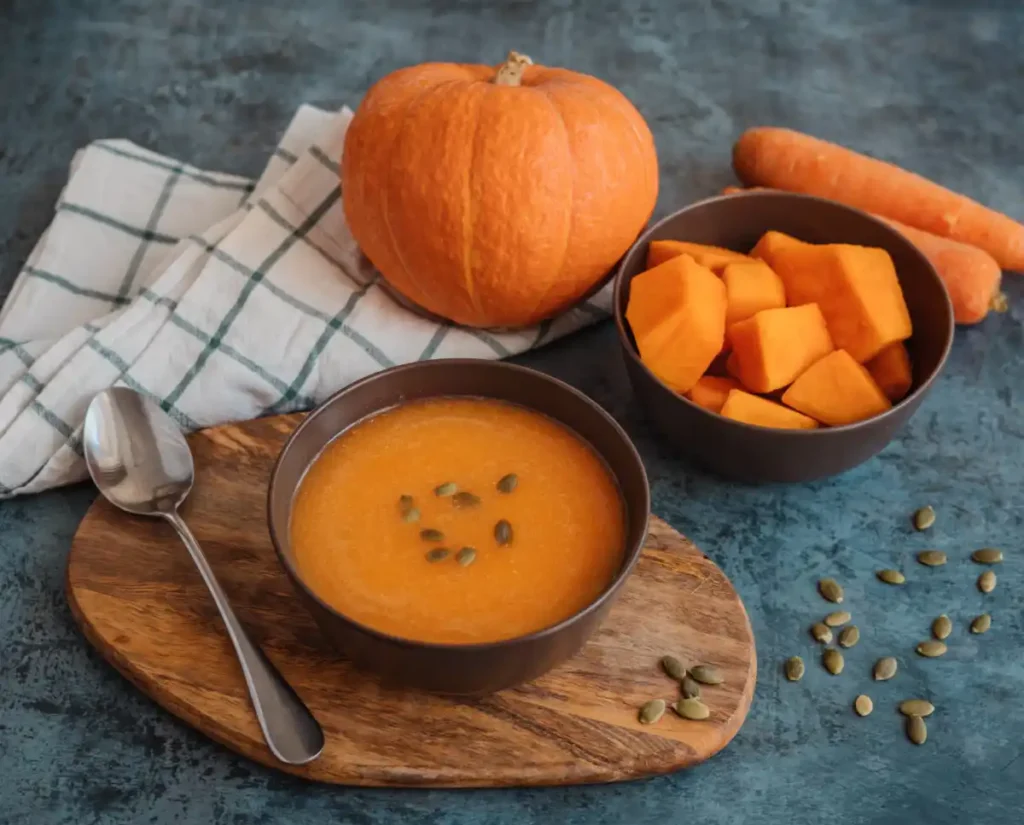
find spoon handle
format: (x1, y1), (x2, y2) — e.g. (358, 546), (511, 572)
(163, 509), (325, 765)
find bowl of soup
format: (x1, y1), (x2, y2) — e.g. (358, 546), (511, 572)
(267, 360), (650, 695)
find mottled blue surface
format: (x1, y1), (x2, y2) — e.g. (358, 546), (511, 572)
(1, 1), (1023, 823)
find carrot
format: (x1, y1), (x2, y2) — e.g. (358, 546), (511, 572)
(732, 127), (1024, 271)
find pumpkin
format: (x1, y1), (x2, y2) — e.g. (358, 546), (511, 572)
(341, 51), (659, 328)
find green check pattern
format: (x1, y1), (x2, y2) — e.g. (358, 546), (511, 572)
(0, 104), (612, 498)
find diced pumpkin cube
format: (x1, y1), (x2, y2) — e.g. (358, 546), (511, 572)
(770, 243), (912, 363)
(626, 254), (727, 393)
(750, 230), (812, 267)
(647, 240), (754, 272)
(866, 342), (913, 402)
(722, 260), (787, 326)
(720, 389), (819, 430)
(782, 349), (892, 426)
(727, 304), (835, 393)
(686, 376), (741, 413)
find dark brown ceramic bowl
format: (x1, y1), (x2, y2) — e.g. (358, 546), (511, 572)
(267, 360), (650, 696)
(614, 191), (954, 483)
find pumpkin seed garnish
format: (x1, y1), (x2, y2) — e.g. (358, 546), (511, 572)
(907, 714), (927, 745)
(899, 699), (935, 718)
(811, 622), (834, 644)
(823, 647), (844, 675)
(785, 656), (805, 682)
(873, 656), (898, 681)
(496, 473), (518, 494)
(660, 655), (686, 682)
(456, 547), (477, 567)
(402, 506), (421, 524)
(917, 549), (947, 567)
(931, 614), (952, 640)
(854, 695), (873, 717)
(673, 697), (710, 721)
(913, 505), (936, 531)
(452, 491), (481, 509)
(839, 625), (860, 648)
(494, 519), (513, 546)
(916, 639), (947, 658)
(972, 548), (1003, 564)
(681, 674), (702, 699)
(970, 613), (992, 634)
(399, 494), (415, 509)
(824, 611), (851, 627)
(689, 665), (724, 685)
(818, 578), (844, 603)
(434, 482), (458, 497)
(978, 570), (997, 593)
(420, 528), (445, 542)
(638, 698), (666, 725)
(425, 548), (450, 563)
(877, 569), (906, 585)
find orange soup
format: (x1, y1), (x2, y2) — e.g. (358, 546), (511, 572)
(290, 397), (626, 645)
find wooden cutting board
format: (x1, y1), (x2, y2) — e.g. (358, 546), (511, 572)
(66, 413), (756, 788)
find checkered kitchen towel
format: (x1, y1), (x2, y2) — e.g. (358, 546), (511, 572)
(0, 105), (611, 497)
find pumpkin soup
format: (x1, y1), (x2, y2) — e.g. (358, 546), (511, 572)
(290, 397), (626, 645)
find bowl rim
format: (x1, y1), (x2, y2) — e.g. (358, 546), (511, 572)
(613, 190), (955, 436)
(266, 358), (651, 654)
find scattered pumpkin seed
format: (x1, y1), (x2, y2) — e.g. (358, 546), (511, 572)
(494, 519), (513, 546)
(913, 506), (936, 531)
(811, 622), (834, 644)
(931, 614), (952, 641)
(907, 714), (927, 745)
(822, 648), (844, 675)
(991, 291), (1010, 313)
(785, 656), (805, 682)
(874, 657), (898, 681)
(420, 528), (445, 542)
(978, 570), (997, 594)
(818, 578), (844, 604)
(673, 697), (710, 720)
(496, 473), (518, 494)
(917, 550), (947, 567)
(681, 675), (702, 699)
(970, 613), (992, 634)
(916, 640), (947, 658)
(425, 548), (450, 563)
(660, 655), (686, 682)
(689, 665), (724, 685)
(434, 482), (458, 497)
(854, 695), (873, 717)
(456, 547), (477, 567)
(877, 569), (906, 585)
(402, 506), (421, 524)
(452, 491), (481, 509)
(972, 548), (1004, 565)
(638, 699), (666, 725)
(399, 494), (415, 509)
(839, 625), (860, 648)
(824, 611), (851, 627)
(899, 699), (935, 718)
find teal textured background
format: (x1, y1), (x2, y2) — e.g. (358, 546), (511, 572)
(1, 1), (1022, 823)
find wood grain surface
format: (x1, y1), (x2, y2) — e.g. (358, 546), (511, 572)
(66, 413), (756, 788)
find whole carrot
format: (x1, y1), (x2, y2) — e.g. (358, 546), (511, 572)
(733, 127), (1024, 271)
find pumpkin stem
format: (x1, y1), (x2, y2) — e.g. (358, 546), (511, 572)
(493, 51), (533, 86)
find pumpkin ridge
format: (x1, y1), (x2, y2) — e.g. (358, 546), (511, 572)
(460, 86), (488, 322)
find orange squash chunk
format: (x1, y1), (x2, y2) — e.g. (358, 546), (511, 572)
(750, 230), (812, 267)
(727, 304), (834, 393)
(686, 376), (741, 413)
(866, 342), (913, 402)
(626, 254), (727, 393)
(720, 389), (819, 430)
(782, 349), (892, 426)
(722, 259), (786, 325)
(770, 243), (912, 363)
(647, 240), (753, 272)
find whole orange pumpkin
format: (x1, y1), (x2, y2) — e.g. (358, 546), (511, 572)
(341, 51), (659, 328)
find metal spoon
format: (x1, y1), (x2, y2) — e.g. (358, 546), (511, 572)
(82, 387), (324, 765)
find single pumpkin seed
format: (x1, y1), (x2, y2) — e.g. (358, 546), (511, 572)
(907, 714), (927, 745)
(824, 611), (852, 627)
(456, 547), (477, 567)
(399, 494), (415, 510)
(681, 674), (702, 699)
(899, 699), (935, 718)
(402, 506), (421, 524)
(785, 656), (805, 682)
(452, 491), (481, 509)
(425, 548), (450, 563)
(877, 569), (906, 585)
(496, 473), (518, 494)
(917, 549), (947, 567)
(916, 639), (947, 658)
(970, 613), (992, 634)
(673, 697), (710, 721)
(420, 528), (445, 542)
(932, 614), (952, 640)
(978, 570), (997, 593)
(818, 578), (844, 604)
(494, 519), (513, 546)
(972, 547), (1004, 564)
(434, 482), (458, 497)
(839, 625), (860, 648)
(660, 655), (686, 682)
(854, 695), (873, 717)
(689, 665), (724, 685)
(638, 699), (666, 725)
(822, 647), (844, 675)
(873, 656), (898, 681)
(811, 622), (834, 644)
(913, 505), (936, 531)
